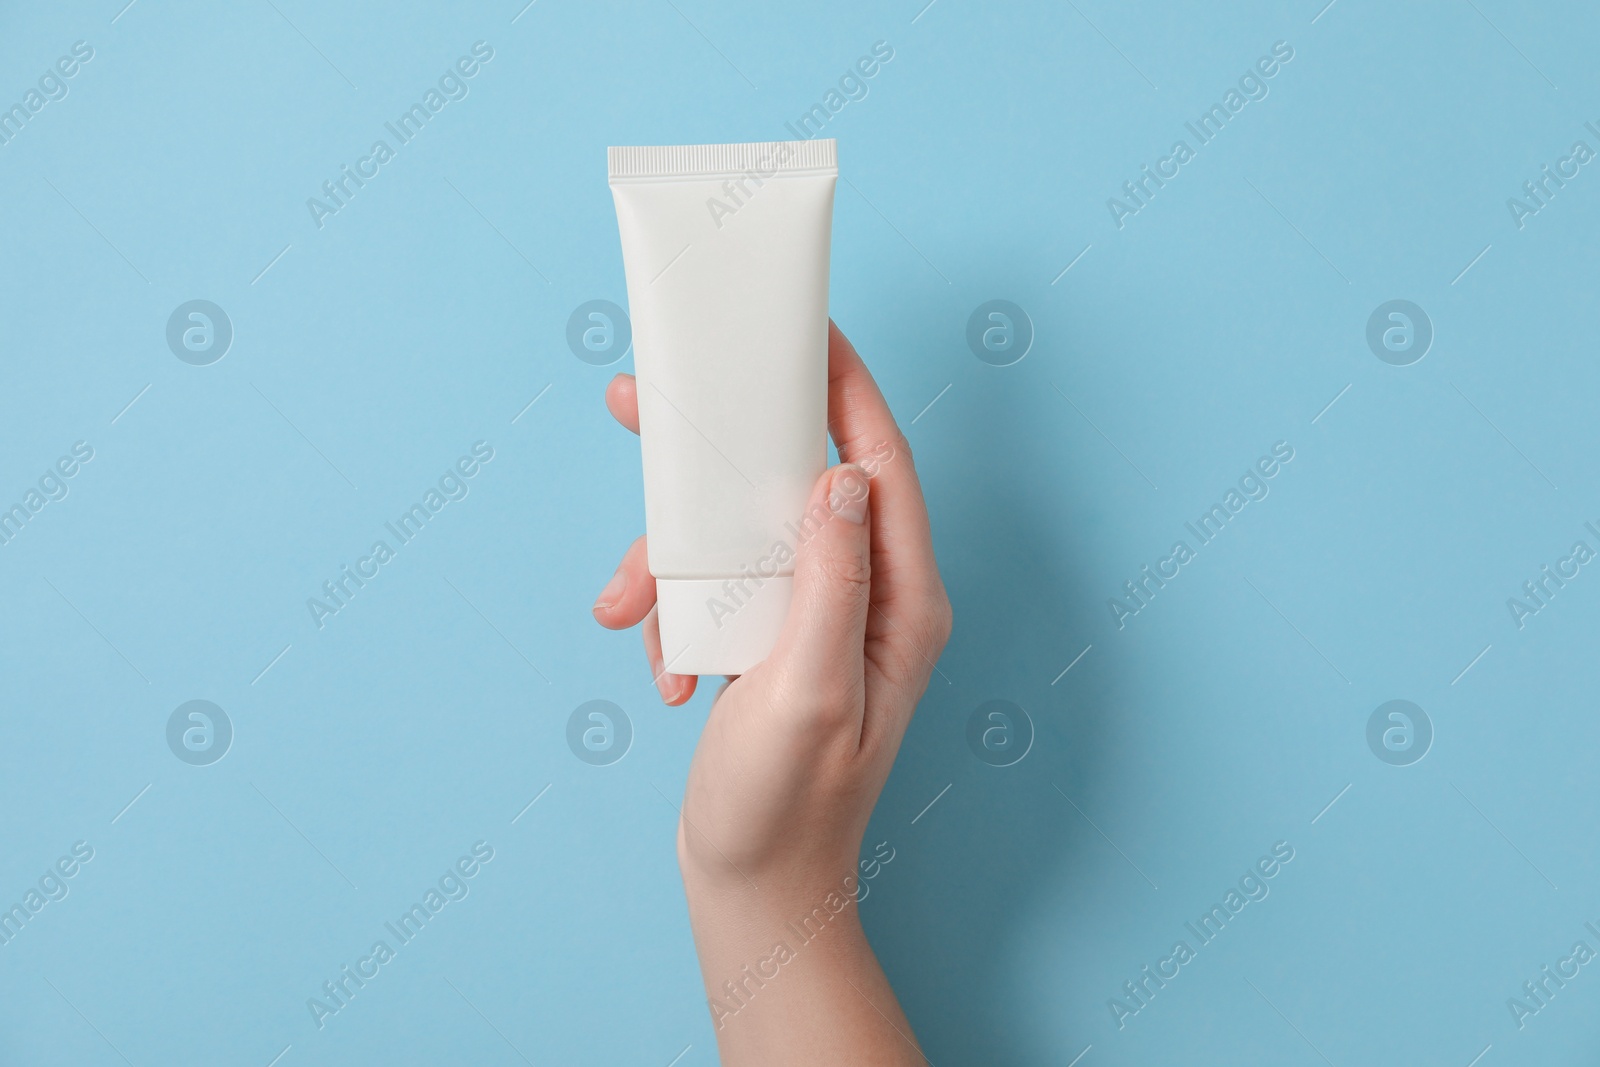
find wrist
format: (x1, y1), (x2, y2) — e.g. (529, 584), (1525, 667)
(682, 867), (874, 1023)
(676, 815), (866, 907)
(679, 844), (873, 960)
(681, 857), (868, 934)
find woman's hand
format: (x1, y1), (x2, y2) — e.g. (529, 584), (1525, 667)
(592, 321), (951, 1065)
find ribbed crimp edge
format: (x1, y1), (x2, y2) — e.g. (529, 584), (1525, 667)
(608, 139), (836, 182)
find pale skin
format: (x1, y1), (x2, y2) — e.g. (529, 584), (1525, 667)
(591, 321), (952, 1065)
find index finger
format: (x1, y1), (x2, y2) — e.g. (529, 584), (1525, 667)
(826, 319), (941, 595)
(605, 373), (640, 435)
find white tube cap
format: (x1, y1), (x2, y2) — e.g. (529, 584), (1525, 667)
(655, 576), (793, 677)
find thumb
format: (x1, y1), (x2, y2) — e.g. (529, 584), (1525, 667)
(769, 463), (872, 691)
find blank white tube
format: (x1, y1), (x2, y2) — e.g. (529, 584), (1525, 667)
(608, 139), (837, 675)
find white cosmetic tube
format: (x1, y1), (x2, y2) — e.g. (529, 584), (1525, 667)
(608, 139), (836, 676)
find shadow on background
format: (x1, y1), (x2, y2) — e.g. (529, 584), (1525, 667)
(860, 358), (1125, 1066)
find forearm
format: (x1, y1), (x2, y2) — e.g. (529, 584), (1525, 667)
(685, 875), (924, 1066)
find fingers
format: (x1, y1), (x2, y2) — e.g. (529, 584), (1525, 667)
(643, 606), (697, 705)
(604, 336), (949, 711)
(825, 321), (903, 465)
(598, 378), (707, 706)
(591, 535), (656, 630)
(769, 464), (872, 712)
(826, 321), (947, 634)
(605, 373), (640, 435)
(827, 322), (935, 568)
(590, 537), (691, 704)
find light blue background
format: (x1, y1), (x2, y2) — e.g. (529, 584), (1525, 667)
(2, 1), (1598, 1064)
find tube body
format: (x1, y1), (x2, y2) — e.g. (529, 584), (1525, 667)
(608, 139), (836, 675)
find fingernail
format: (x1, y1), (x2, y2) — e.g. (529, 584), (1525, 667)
(828, 464), (870, 525)
(651, 655), (670, 700)
(593, 566), (627, 613)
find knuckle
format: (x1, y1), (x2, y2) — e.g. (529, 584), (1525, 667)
(910, 584), (954, 651)
(880, 641), (933, 689)
(813, 547), (871, 592)
(769, 668), (862, 733)
(893, 430), (915, 466)
(926, 596), (954, 650)
(874, 593), (952, 686)
(841, 430), (910, 473)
